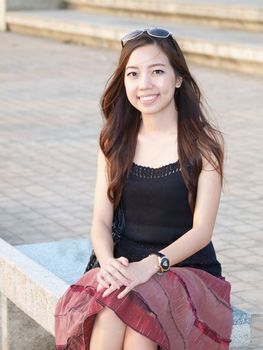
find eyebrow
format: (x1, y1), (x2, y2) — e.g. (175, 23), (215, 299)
(125, 63), (167, 70)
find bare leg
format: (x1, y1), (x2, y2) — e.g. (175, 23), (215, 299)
(90, 307), (127, 350)
(123, 326), (158, 350)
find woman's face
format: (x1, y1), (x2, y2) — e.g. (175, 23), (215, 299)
(124, 44), (182, 117)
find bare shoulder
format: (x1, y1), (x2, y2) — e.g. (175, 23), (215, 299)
(201, 153), (221, 172)
(202, 135), (224, 172)
(202, 126), (224, 170)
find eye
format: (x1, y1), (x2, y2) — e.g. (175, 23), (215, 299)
(153, 69), (164, 75)
(127, 71), (137, 77)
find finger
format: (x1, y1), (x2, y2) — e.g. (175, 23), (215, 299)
(102, 285), (118, 298)
(101, 270), (122, 290)
(97, 274), (110, 289)
(96, 283), (104, 292)
(106, 265), (131, 286)
(117, 257), (129, 266)
(117, 284), (134, 299)
(108, 261), (132, 283)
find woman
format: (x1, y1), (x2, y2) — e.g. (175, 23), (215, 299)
(55, 27), (233, 350)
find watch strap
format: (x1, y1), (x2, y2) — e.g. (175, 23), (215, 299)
(152, 252), (165, 258)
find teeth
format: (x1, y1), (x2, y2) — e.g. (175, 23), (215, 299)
(140, 95), (156, 101)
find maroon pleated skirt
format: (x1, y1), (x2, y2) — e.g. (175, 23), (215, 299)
(55, 267), (233, 350)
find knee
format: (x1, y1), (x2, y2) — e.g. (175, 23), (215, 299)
(95, 307), (124, 327)
(124, 326), (158, 350)
(90, 307), (127, 350)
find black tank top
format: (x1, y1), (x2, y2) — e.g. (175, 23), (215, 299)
(114, 161), (222, 277)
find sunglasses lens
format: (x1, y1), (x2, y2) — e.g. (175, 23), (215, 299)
(121, 27), (172, 47)
(121, 30), (144, 46)
(148, 28), (171, 38)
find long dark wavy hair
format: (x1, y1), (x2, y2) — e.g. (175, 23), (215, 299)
(100, 33), (224, 213)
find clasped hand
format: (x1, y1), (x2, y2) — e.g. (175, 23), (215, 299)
(96, 256), (154, 299)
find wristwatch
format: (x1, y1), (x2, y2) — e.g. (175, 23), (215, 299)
(150, 252), (170, 274)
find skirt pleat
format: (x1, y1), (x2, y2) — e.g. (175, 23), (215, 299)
(55, 267), (233, 350)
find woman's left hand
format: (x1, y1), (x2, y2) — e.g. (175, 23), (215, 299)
(102, 255), (158, 299)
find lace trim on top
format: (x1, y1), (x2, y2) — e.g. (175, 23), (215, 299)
(131, 161), (180, 179)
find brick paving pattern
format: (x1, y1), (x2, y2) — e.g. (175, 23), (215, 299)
(0, 32), (262, 348)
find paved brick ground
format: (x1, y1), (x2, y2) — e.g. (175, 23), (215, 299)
(0, 32), (262, 348)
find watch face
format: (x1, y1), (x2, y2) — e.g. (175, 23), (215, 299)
(161, 257), (170, 271)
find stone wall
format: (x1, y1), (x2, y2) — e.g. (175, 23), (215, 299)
(0, 296), (55, 350)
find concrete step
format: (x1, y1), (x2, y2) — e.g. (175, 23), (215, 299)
(5, 9), (263, 75)
(5, 0), (64, 11)
(65, 0), (263, 32)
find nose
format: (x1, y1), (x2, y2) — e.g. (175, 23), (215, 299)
(138, 73), (153, 90)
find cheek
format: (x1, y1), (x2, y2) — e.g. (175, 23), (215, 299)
(159, 80), (175, 97)
(164, 77), (176, 95)
(124, 80), (137, 101)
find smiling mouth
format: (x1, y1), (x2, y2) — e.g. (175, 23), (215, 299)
(138, 94), (159, 102)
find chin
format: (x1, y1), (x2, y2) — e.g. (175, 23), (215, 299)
(141, 107), (162, 116)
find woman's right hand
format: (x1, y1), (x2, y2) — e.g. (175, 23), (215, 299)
(96, 257), (132, 291)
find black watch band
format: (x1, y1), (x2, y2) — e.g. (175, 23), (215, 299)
(153, 252), (165, 258)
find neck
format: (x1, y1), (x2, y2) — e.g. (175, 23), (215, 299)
(140, 109), (178, 136)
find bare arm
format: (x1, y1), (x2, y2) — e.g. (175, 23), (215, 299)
(90, 147), (115, 266)
(158, 156), (222, 265)
(90, 147), (132, 290)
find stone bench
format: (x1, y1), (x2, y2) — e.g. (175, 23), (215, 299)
(0, 238), (251, 349)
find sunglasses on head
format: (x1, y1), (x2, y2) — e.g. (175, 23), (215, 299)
(121, 27), (173, 47)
